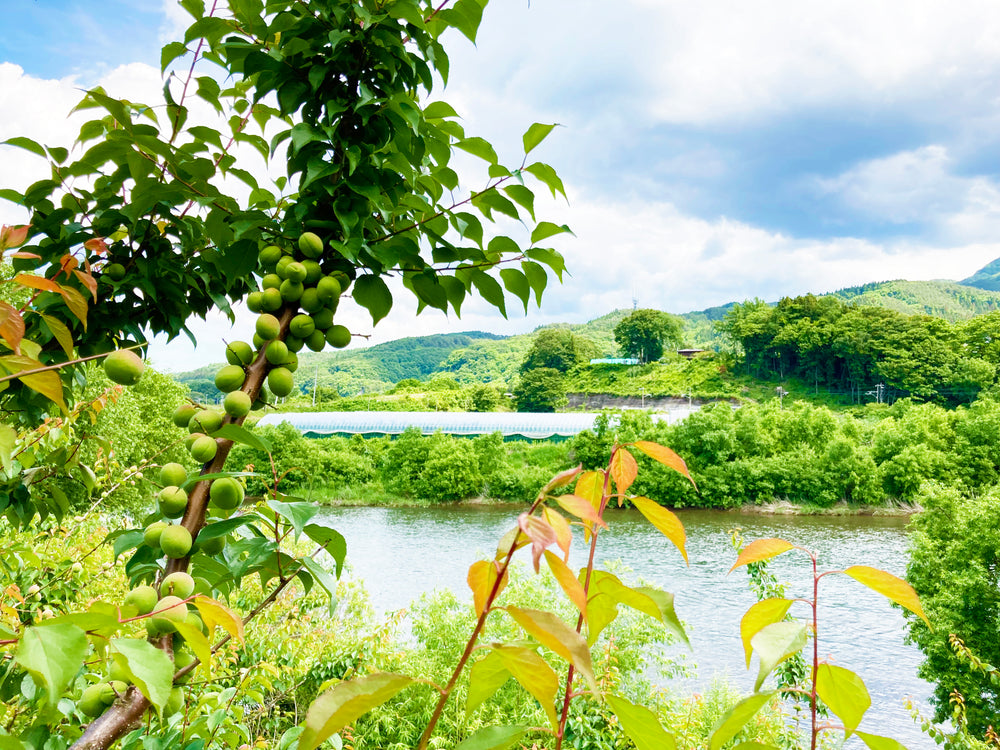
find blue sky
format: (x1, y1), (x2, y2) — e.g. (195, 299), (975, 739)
(3, 0), (1000, 369)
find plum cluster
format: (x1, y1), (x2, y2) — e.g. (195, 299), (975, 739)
(89, 231), (352, 720)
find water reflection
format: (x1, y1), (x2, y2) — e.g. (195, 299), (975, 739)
(316, 505), (933, 746)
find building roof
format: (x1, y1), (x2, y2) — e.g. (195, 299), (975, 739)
(256, 411), (610, 440)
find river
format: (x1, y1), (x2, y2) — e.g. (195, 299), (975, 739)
(315, 505), (935, 747)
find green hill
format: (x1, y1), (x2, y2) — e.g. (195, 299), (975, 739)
(961, 257), (1000, 291)
(832, 279), (1000, 321)
(174, 331), (504, 400)
(172, 268), (1000, 402)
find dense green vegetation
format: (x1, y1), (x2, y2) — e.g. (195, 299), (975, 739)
(719, 295), (1000, 404)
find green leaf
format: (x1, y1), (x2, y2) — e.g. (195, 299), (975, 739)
(471, 272), (507, 318)
(503, 185), (535, 220)
(300, 558), (339, 615)
(530, 221), (572, 245)
(521, 261), (547, 307)
(854, 731), (908, 749)
(424, 101), (459, 120)
(740, 599), (793, 668)
(842, 565), (930, 627)
(304, 524), (347, 578)
(750, 622), (807, 691)
(586, 592), (620, 646)
(0, 356), (67, 413)
(606, 694), (676, 750)
(299, 673), (418, 750)
(172, 619), (211, 678)
(708, 692), (776, 750)
(353, 275), (393, 325)
(212, 424), (273, 453)
(15, 623), (88, 705)
(161, 41), (189, 72)
(522, 123), (559, 155)
(3, 137), (46, 158)
(466, 650), (511, 718)
(495, 644), (559, 730)
(110, 638), (174, 713)
(815, 663), (870, 735)
(268, 499), (318, 540)
(505, 606), (597, 695)
(455, 726), (528, 750)
(499, 269), (531, 314)
(456, 137), (498, 165)
(524, 162), (566, 199)
(589, 571), (687, 645)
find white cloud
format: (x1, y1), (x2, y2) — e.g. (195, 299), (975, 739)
(815, 145), (1000, 241)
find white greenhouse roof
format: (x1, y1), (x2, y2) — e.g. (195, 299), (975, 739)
(257, 411), (617, 440)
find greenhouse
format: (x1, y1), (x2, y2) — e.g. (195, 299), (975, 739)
(255, 411), (645, 441)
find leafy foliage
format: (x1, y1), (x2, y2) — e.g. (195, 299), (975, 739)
(613, 309), (684, 363)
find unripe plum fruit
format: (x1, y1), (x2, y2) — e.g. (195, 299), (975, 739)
(172, 404), (199, 429)
(190, 436), (218, 464)
(159, 525), (193, 559)
(159, 462), (188, 488)
(161, 571), (195, 599)
(124, 584), (158, 614)
(298, 231), (324, 258)
(209, 477), (245, 510)
(158, 486), (188, 519)
(225, 340), (254, 366)
(103, 350), (145, 386)
(223, 390), (252, 418)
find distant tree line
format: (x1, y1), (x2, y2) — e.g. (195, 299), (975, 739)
(717, 295), (1000, 403)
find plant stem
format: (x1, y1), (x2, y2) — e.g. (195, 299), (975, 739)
(555, 449), (616, 749)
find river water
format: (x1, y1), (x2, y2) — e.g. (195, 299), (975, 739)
(315, 505), (935, 747)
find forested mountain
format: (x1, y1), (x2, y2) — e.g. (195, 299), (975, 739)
(172, 260), (1000, 402)
(832, 279), (1000, 320)
(174, 331), (504, 400)
(960, 257), (1000, 291)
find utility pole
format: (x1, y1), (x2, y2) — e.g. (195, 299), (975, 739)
(312, 363), (319, 406)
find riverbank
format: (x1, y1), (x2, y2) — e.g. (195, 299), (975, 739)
(310, 487), (921, 516)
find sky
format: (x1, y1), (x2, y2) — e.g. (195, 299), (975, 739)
(3, 0), (1000, 371)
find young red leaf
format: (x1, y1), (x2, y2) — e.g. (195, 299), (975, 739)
(544, 551), (588, 618)
(631, 496), (687, 564)
(0, 224), (30, 251)
(0, 302), (25, 354)
(542, 507), (572, 560)
(517, 513), (557, 572)
(13, 274), (62, 295)
(539, 463), (582, 496)
(631, 440), (697, 489)
(554, 494), (608, 529)
(729, 538), (795, 574)
(73, 268), (98, 300)
(610, 447), (638, 499)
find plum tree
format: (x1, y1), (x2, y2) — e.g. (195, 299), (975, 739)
(0, 0), (569, 746)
